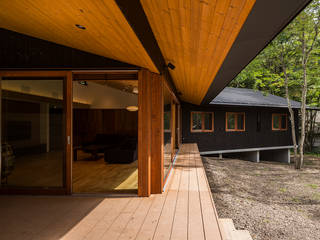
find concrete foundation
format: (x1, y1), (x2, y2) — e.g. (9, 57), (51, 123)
(260, 148), (290, 163)
(241, 150), (260, 163)
(201, 146), (292, 164)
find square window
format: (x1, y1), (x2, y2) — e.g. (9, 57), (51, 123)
(192, 113), (202, 131)
(226, 112), (245, 131)
(204, 113), (213, 130)
(272, 113), (287, 131)
(191, 112), (214, 132)
(227, 113), (236, 130)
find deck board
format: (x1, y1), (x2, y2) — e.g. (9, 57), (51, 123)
(62, 143), (223, 240)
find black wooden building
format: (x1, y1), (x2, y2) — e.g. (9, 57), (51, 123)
(181, 88), (301, 162)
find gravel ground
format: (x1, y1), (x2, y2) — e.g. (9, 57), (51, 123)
(202, 155), (320, 240)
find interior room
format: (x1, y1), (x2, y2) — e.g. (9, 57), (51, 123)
(72, 78), (138, 194)
(1, 78), (65, 188)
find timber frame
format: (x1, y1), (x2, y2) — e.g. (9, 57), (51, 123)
(0, 69), (177, 197)
(0, 70), (72, 195)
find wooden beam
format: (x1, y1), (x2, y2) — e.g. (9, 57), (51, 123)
(141, 0), (256, 104)
(115, 0), (165, 74)
(0, 71), (69, 77)
(114, 0), (179, 98)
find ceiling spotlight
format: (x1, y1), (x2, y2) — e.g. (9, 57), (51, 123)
(78, 81), (88, 86)
(167, 62), (175, 70)
(75, 24), (86, 30)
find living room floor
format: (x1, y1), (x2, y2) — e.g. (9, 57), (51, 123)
(3, 151), (64, 187)
(72, 150), (138, 193)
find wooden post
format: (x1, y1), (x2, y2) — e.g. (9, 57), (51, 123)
(0, 76), (2, 183)
(171, 100), (176, 160)
(65, 71), (73, 194)
(151, 73), (164, 194)
(138, 69), (152, 197)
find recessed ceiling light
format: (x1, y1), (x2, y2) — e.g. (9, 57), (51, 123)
(75, 24), (86, 30)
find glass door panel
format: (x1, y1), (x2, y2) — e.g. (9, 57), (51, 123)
(1, 78), (65, 188)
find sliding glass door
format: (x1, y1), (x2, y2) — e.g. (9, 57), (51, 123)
(163, 83), (180, 182)
(0, 72), (71, 194)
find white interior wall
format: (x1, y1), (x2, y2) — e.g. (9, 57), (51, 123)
(2, 80), (138, 109)
(73, 81), (138, 109)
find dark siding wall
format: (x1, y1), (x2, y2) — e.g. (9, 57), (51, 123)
(0, 28), (137, 69)
(182, 103), (299, 152)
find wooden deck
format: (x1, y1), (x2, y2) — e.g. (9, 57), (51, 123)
(62, 143), (223, 240)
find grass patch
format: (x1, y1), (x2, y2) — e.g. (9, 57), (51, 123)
(291, 197), (301, 203)
(307, 184), (319, 189)
(279, 188), (287, 193)
(305, 148), (320, 158)
(312, 193), (320, 200)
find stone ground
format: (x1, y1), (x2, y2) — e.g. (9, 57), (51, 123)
(203, 155), (320, 240)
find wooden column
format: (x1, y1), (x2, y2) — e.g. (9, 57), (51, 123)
(138, 69), (152, 197)
(0, 76), (2, 183)
(150, 74), (164, 194)
(171, 101), (176, 160)
(177, 104), (182, 147)
(65, 72), (73, 194)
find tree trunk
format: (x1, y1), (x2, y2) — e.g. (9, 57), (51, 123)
(281, 52), (298, 165)
(298, 62), (308, 169)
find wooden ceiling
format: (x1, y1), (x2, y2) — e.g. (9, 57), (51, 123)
(0, 0), (158, 73)
(141, 0), (256, 104)
(0, 0), (258, 104)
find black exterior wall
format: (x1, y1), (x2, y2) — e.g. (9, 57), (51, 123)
(0, 28), (137, 70)
(182, 103), (299, 152)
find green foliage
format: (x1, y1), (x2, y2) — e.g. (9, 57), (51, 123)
(229, 0), (320, 107)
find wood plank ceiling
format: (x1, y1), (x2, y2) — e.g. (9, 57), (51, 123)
(0, 0), (158, 73)
(141, 0), (256, 104)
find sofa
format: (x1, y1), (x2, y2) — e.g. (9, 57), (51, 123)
(104, 137), (137, 164)
(82, 134), (137, 163)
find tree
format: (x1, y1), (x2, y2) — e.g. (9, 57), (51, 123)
(293, 1), (320, 169)
(277, 30), (299, 166)
(230, 0), (320, 169)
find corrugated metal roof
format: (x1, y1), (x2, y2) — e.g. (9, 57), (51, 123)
(210, 87), (301, 109)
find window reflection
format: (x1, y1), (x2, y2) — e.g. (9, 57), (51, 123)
(163, 86), (172, 180)
(1, 79), (65, 188)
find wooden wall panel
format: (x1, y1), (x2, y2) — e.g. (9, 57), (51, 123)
(0, 0), (158, 73)
(73, 109), (138, 146)
(141, 0), (256, 104)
